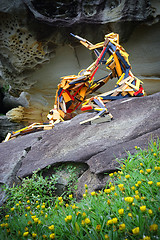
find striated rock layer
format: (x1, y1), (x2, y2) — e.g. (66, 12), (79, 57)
(0, 0), (160, 123)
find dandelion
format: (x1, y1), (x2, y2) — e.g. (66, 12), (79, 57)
(125, 174), (130, 179)
(149, 224), (158, 231)
(118, 209), (124, 215)
(48, 225), (54, 231)
(96, 224), (101, 231)
(23, 232), (29, 237)
(118, 184), (124, 190)
(140, 205), (146, 212)
(50, 233), (55, 239)
(148, 209), (153, 215)
(146, 169), (151, 173)
(157, 182), (160, 187)
(148, 181), (153, 185)
(32, 233), (37, 238)
(132, 227), (139, 235)
(119, 223), (125, 231)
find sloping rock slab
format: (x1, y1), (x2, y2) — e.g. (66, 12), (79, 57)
(0, 93), (160, 190)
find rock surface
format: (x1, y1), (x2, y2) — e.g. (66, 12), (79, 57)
(0, 92), (160, 201)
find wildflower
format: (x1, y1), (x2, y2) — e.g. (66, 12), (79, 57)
(105, 234), (109, 239)
(65, 203), (69, 207)
(41, 210), (44, 215)
(149, 224), (158, 231)
(27, 221), (32, 225)
(135, 190), (139, 195)
(132, 227), (139, 235)
(135, 195), (140, 200)
(26, 206), (30, 210)
(137, 181), (141, 185)
(109, 173), (114, 177)
(142, 237), (151, 240)
(42, 235), (47, 239)
(125, 174), (130, 179)
(36, 205), (40, 209)
(112, 218), (118, 224)
(157, 182), (160, 187)
(135, 146), (138, 149)
(34, 218), (39, 223)
(118, 209), (124, 215)
(41, 204), (45, 209)
(140, 170), (144, 174)
(155, 166), (160, 170)
(58, 197), (62, 201)
(65, 215), (72, 223)
(25, 214), (27, 217)
(27, 200), (30, 203)
(96, 224), (101, 231)
(32, 233), (37, 238)
(141, 196), (145, 200)
(91, 191), (96, 196)
(82, 212), (86, 218)
(85, 218), (91, 224)
(118, 184), (124, 191)
(69, 194), (73, 199)
(128, 213), (132, 217)
(124, 197), (134, 203)
(153, 153), (157, 157)
(59, 200), (63, 205)
(76, 211), (81, 216)
(85, 189), (88, 193)
(72, 204), (77, 209)
(48, 225), (54, 231)
(110, 186), (115, 191)
(11, 207), (14, 211)
(107, 219), (113, 225)
(107, 200), (111, 205)
(36, 200), (39, 203)
(153, 141), (156, 146)
(140, 205), (146, 212)
(5, 215), (9, 218)
(104, 189), (111, 194)
(131, 186), (135, 190)
(50, 233), (55, 239)
(114, 192), (118, 196)
(38, 220), (41, 224)
(1, 223), (5, 228)
(135, 183), (139, 187)
(23, 232), (29, 237)
(81, 220), (85, 225)
(119, 223), (125, 231)
(85, 184), (88, 189)
(18, 231), (21, 235)
(16, 203), (19, 206)
(148, 181), (153, 185)
(19, 201), (21, 204)
(140, 163), (143, 166)
(146, 169), (151, 173)
(148, 209), (153, 215)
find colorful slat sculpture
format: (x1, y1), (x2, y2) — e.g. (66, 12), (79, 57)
(5, 32), (145, 141)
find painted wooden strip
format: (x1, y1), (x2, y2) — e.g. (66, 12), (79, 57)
(62, 92), (71, 102)
(116, 51), (130, 69)
(113, 52), (122, 77)
(116, 73), (125, 85)
(81, 105), (93, 111)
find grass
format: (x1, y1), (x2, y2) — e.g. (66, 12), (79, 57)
(0, 139), (159, 239)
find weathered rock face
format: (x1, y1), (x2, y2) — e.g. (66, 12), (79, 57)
(0, 0), (160, 124)
(0, 92), (160, 202)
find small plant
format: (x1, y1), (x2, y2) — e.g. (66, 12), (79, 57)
(0, 139), (159, 239)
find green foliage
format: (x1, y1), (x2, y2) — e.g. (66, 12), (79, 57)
(0, 139), (160, 239)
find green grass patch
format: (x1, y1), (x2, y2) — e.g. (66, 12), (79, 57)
(0, 139), (160, 239)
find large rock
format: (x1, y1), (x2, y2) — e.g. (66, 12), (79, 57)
(0, 93), (160, 201)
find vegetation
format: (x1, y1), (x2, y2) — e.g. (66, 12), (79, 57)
(0, 139), (159, 239)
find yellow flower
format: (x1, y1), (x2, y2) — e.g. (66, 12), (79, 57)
(153, 153), (157, 157)
(69, 194), (73, 199)
(155, 166), (160, 170)
(1, 223), (5, 228)
(65, 215), (72, 223)
(32, 233), (37, 238)
(4, 223), (9, 228)
(157, 182), (160, 187)
(82, 212), (86, 218)
(124, 197), (134, 203)
(140, 205), (146, 212)
(38, 220), (41, 224)
(41, 204), (45, 209)
(91, 191), (96, 196)
(135, 183), (139, 187)
(125, 175), (130, 179)
(118, 184), (124, 191)
(34, 218), (39, 223)
(11, 207), (14, 211)
(18, 230), (21, 235)
(85, 184), (88, 189)
(141, 197), (145, 200)
(85, 218), (91, 224)
(50, 233), (55, 239)
(27, 200), (30, 203)
(149, 224), (158, 231)
(128, 213), (132, 217)
(107, 219), (113, 225)
(45, 214), (48, 219)
(25, 214), (27, 217)
(36, 200), (39, 203)
(27, 221), (32, 225)
(31, 215), (36, 219)
(146, 169), (151, 173)
(5, 215), (9, 218)
(104, 189), (111, 194)
(143, 236), (151, 240)
(140, 163), (143, 166)
(132, 227), (139, 235)
(112, 218), (118, 224)
(148, 181), (153, 185)
(72, 204), (77, 209)
(58, 197), (62, 201)
(114, 192), (118, 196)
(16, 203), (19, 206)
(105, 234), (109, 239)
(110, 186), (115, 191)
(135, 195), (140, 200)
(140, 170), (144, 174)
(153, 141), (156, 146)
(107, 200), (111, 205)
(48, 225), (54, 231)
(26, 206), (30, 210)
(109, 173), (114, 177)
(96, 224), (101, 231)
(137, 181), (141, 185)
(135, 190), (139, 195)
(76, 211), (81, 216)
(81, 220), (85, 225)
(65, 203), (69, 207)
(36, 205), (40, 209)
(42, 235), (47, 239)
(23, 232), (29, 237)
(135, 146), (138, 149)
(41, 210), (44, 215)
(19, 201), (21, 204)
(118, 209), (124, 215)
(119, 223), (125, 231)
(131, 186), (135, 190)
(148, 209), (153, 215)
